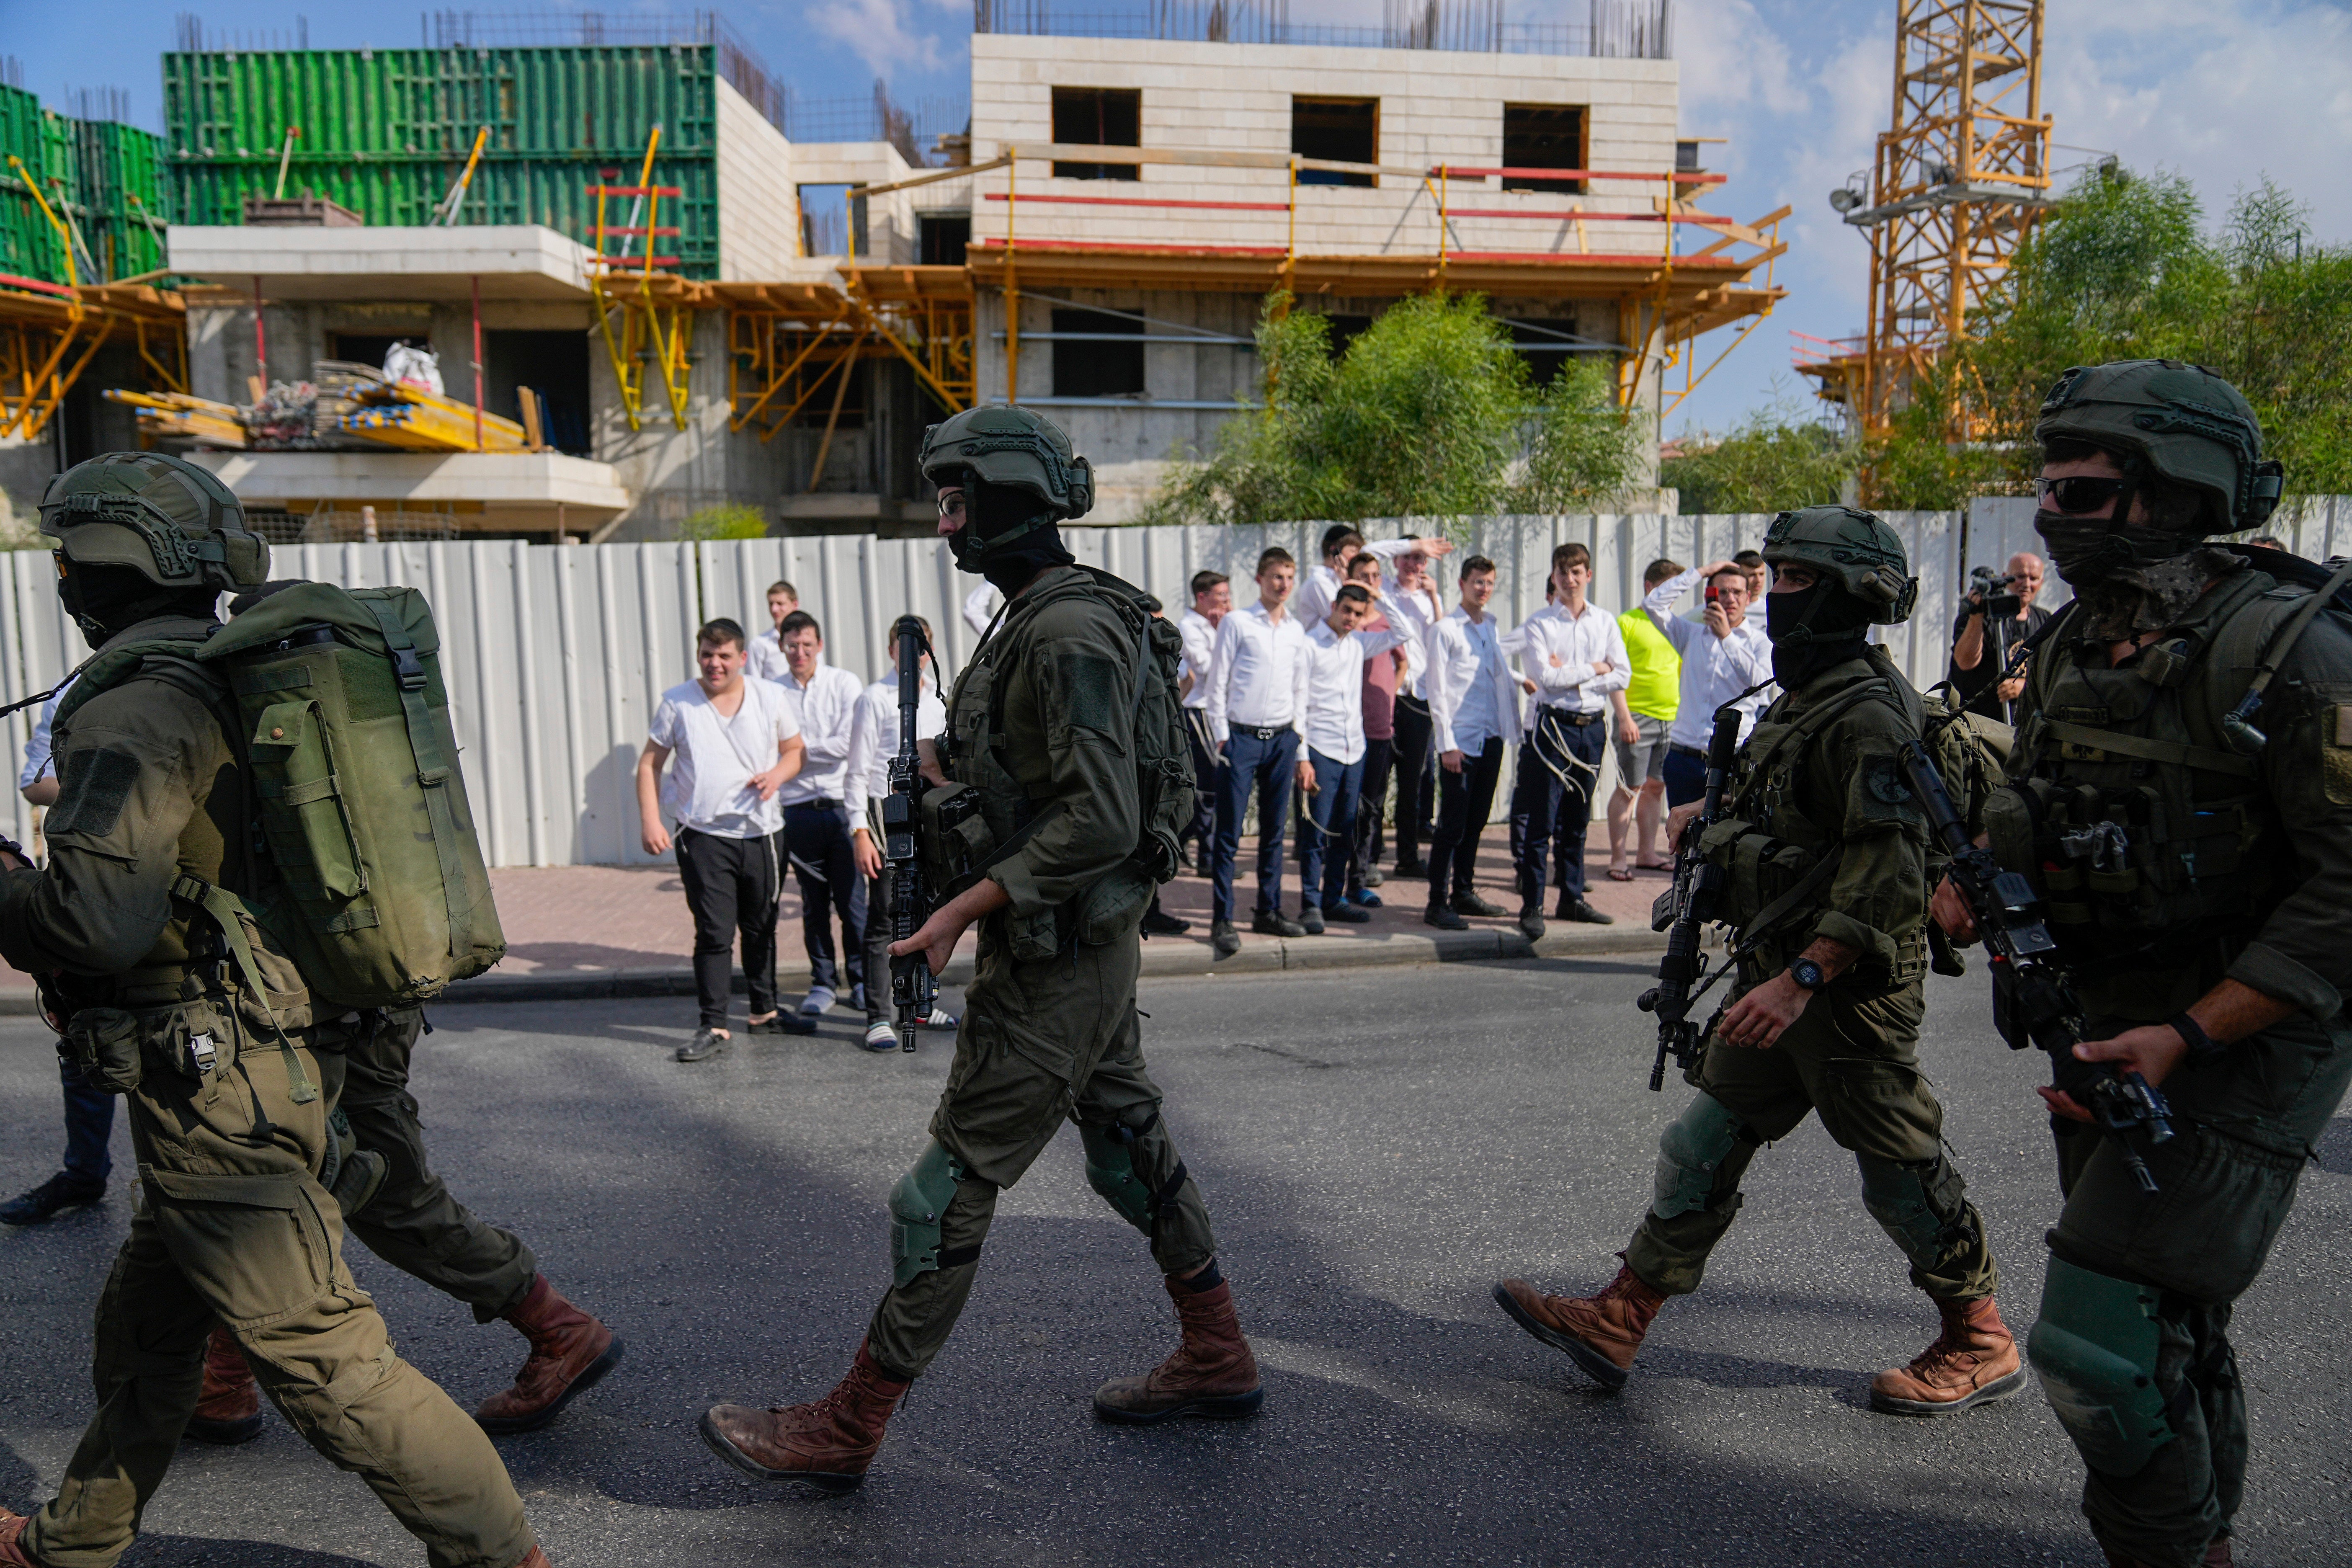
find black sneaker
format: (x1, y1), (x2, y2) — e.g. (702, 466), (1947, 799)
(1424, 904), (1468, 931)
(1297, 906), (1325, 936)
(1321, 901), (1371, 924)
(1251, 909), (1307, 939)
(1452, 890), (1506, 918)
(1518, 905), (1546, 941)
(1394, 856), (1429, 880)
(1140, 907), (1192, 936)
(747, 1013), (819, 1036)
(676, 1028), (729, 1063)
(0, 1171), (106, 1226)
(1210, 919), (1242, 959)
(1560, 897), (1617, 926)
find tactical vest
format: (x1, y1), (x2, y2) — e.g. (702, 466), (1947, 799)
(1983, 566), (2305, 1017)
(934, 565), (1194, 960)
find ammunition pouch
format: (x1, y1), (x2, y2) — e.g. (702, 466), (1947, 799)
(65, 997), (241, 1105)
(919, 783), (991, 897)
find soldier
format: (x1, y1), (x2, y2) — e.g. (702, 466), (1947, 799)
(0, 454), (549, 1566)
(1932, 362), (2349, 1568)
(700, 406), (1261, 1493)
(1493, 507), (2023, 1416)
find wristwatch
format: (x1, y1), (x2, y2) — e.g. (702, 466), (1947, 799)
(1789, 959), (1828, 992)
(2169, 1011), (2229, 1068)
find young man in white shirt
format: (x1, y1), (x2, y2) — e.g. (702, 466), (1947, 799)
(638, 618), (813, 1062)
(845, 617), (959, 1052)
(745, 578), (799, 683)
(1506, 542), (1630, 939)
(1297, 582), (1408, 932)
(1645, 558), (1777, 808)
(1384, 546), (1448, 879)
(775, 609), (874, 1018)
(1422, 555), (1520, 930)
(1203, 547), (1313, 956)
(1344, 551), (1408, 906)
(1295, 524), (1453, 627)
(1177, 569), (1230, 877)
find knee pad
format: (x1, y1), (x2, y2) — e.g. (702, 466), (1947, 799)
(1081, 1112), (1186, 1238)
(318, 1108), (388, 1220)
(1856, 1153), (1971, 1269)
(888, 1140), (970, 1289)
(1651, 1094), (1747, 1219)
(2028, 1256), (2177, 1477)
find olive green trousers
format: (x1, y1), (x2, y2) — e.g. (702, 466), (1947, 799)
(1626, 976), (2001, 1303)
(25, 1006), (537, 1568)
(2042, 1009), (2352, 1568)
(864, 923), (1218, 1380)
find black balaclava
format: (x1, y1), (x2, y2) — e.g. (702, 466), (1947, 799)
(2033, 510), (2233, 642)
(951, 479), (1075, 597)
(1764, 578), (1873, 688)
(59, 558), (218, 650)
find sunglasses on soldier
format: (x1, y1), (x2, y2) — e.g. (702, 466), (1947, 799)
(2035, 475), (2132, 515)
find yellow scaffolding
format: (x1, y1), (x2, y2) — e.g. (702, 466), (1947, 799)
(589, 127), (695, 433)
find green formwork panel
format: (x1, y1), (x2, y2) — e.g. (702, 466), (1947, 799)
(0, 85), (170, 285)
(0, 83), (64, 283)
(165, 43), (726, 276)
(75, 120), (170, 280)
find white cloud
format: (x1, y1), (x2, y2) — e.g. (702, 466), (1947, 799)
(807, 0), (949, 78)
(1676, 0), (1810, 120)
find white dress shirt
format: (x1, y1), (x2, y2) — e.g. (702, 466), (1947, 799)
(1425, 607), (1520, 756)
(775, 661), (867, 815)
(1510, 599), (1632, 716)
(1203, 600), (1312, 746)
(1301, 619), (1406, 766)
(1644, 568), (1777, 750)
(647, 678), (803, 838)
(17, 678), (71, 790)
(1296, 538), (1421, 627)
(745, 628), (791, 683)
(1382, 581), (1446, 698)
(1178, 608), (1218, 712)
(962, 581), (1003, 637)
(845, 673), (948, 831)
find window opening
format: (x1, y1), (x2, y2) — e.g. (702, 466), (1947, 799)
(1051, 87), (1141, 181)
(1293, 97), (1377, 186)
(1501, 104), (1586, 195)
(1051, 307), (1145, 398)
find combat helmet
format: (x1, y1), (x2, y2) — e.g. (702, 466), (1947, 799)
(920, 405), (1093, 562)
(39, 452), (270, 589)
(1761, 504), (1918, 624)
(2034, 360), (2283, 534)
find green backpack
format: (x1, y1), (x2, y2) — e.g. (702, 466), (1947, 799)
(61, 582), (504, 1010)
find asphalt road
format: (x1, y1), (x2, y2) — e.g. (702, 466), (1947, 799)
(3, 960), (2349, 1567)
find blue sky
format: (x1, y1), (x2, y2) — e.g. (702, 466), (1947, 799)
(8, 0), (2346, 436)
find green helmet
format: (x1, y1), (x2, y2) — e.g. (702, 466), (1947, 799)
(2034, 360), (2283, 534)
(39, 452), (270, 590)
(919, 405), (1094, 525)
(1760, 504), (1918, 624)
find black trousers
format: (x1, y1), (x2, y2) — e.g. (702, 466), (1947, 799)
(784, 801), (867, 997)
(1392, 694), (1435, 868)
(1428, 737), (1504, 905)
(1509, 709), (1608, 904)
(1349, 735), (1394, 897)
(675, 827), (780, 1029)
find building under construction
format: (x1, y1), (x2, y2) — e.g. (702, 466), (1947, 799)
(2, 3), (1788, 539)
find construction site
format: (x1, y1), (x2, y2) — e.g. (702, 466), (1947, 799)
(0, 2), (1791, 541)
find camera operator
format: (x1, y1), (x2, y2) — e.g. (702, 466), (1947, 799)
(1948, 550), (2048, 721)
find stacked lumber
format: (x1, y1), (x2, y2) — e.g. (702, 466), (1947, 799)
(335, 381), (528, 453)
(103, 389), (248, 449)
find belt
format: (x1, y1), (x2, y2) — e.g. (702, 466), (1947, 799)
(783, 797), (843, 812)
(1229, 723), (1291, 742)
(1537, 707), (1604, 727)
(1668, 742), (1704, 758)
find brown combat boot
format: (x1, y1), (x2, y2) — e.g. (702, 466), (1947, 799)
(2099, 1534), (2235, 1567)
(1492, 1262), (1667, 1391)
(0, 1508), (45, 1567)
(183, 1326), (264, 1444)
(1093, 1269), (1265, 1424)
(1869, 1295), (2028, 1416)
(510, 1549), (553, 1568)
(699, 1342), (910, 1493)
(475, 1275), (624, 1434)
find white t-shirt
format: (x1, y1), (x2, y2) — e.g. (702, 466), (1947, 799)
(17, 678), (72, 791)
(648, 677), (802, 838)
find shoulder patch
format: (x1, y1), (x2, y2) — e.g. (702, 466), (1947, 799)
(1053, 652), (1124, 737)
(1866, 757), (1913, 805)
(45, 746), (143, 839)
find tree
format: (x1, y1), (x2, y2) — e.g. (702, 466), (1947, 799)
(1660, 395), (1856, 513)
(1144, 291), (1645, 527)
(676, 502), (770, 541)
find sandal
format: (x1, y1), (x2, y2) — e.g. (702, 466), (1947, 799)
(1606, 867), (1635, 882)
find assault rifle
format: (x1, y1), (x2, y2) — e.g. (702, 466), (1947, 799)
(1637, 707), (1744, 1091)
(1897, 737), (2175, 1192)
(882, 614), (937, 1054)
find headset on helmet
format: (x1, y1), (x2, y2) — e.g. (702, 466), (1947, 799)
(38, 452), (270, 590)
(2034, 360), (2283, 534)
(1760, 504), (1919, 625)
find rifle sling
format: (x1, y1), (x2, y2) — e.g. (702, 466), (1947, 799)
(170, 874), (317, 1105)
(1728, 848), (1847, 962)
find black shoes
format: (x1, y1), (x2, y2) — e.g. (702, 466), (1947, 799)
(0, 1172), (105, 1226)
(1297, 906), (1326, 936)
(1518, 905), (1546, 941)
(1556, 895), (1616, 925)
(1321, 901), (1372, 924)
(1251, 910), (1307, 939)
(747, 1013), (819, 1035)
(1210, 919), (1242, 958)
(1141, 907), (1192, 936)
(1423, 904), (1469, 931)
(676, 1028), (729, 1063)
(1452, 890), (1506, 918)
(1394, 856), (1430, 880)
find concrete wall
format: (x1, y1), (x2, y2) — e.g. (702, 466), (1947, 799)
(791, 142), (920, 264)
(969, 35), (1681, 258)
(715, 77), (801, 281)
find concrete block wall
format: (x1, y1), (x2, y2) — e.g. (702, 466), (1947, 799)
(715, 78), (801, 281)
(792, 143), (920, 264)
(969, 35), (1684, 260)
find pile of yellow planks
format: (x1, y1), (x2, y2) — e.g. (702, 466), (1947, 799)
(104, 389), (249, 448)
(335, 382), (528, 452)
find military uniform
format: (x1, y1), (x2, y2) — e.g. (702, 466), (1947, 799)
(0, 456), (542, 1568)
(1989, 361), (2351, 1568)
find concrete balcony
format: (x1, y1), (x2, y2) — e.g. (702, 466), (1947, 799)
(166, 224), (595, 303)
(187, 450), (632, 539)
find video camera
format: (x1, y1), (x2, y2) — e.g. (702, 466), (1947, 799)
(1968, 565), (2023, 619)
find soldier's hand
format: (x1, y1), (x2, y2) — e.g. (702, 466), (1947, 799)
(0, 845), (31, 874)
(2036, 1085), (2094, 1124)
(916, 738), (948, 788)
(852, 828), (884, 880)
(1663, 801), (1702, 851)
(1717, 971), (1809, 1049)
(1929, 874), (1979, 944)
(1996, 676), (2027, 702)
(2073, 1023), (2190, 1089)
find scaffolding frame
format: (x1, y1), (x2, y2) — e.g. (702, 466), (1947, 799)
(588, 128), (694, 433)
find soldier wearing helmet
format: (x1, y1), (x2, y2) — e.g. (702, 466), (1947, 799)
(1932, 362), (2352, 1568)
(1497, 505), (2025, 1418)
(0, 454), (554, 1568)
(701, 407), (1259, 1495)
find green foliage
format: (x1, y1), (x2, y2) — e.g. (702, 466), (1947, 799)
(1144, 291), (1645, 527)
(676, 502), (771, 541)
(1660, 396), (1856, 514)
